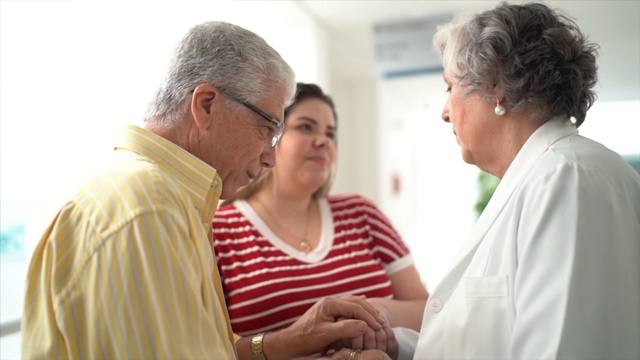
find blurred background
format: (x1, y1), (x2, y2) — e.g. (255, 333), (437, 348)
(2, 1), (638, 357)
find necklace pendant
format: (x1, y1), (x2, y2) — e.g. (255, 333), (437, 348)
(300, 240), (312, 253)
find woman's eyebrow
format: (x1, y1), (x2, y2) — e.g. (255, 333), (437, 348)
(296, 117), (336, 131)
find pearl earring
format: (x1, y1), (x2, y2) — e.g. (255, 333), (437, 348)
(495, 98), (506, 116)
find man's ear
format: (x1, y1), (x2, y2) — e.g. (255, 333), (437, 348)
(191, 83), (221, 130)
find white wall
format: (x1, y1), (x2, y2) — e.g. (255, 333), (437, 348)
(330, 77), (380, 200)
(376, 74), (481, 290)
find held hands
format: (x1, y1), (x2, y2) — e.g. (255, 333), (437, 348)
(324, 297), (397, 359)
(327, 348), (393, 360)
(326, 315), (397, 358)
(294, 349), (392, 360)
(276, 295), (397, 359)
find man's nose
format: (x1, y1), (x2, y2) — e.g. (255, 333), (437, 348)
(260, 144), (276, 168)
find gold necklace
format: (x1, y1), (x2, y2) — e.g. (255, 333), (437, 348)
(255, 196), (314, 252)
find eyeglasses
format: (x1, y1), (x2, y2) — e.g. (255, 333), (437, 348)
(219, 88), (284, 147)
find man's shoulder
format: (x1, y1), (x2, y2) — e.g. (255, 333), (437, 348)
(71, 154), (186, 222)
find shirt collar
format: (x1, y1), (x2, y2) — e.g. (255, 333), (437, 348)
(501, 117), (578, 186)
(114, 124), (222, 227)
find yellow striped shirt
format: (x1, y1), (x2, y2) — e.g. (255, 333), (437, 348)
(22, 124), (237, 359)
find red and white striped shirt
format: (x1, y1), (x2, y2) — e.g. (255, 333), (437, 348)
(212, 193), (413, 336)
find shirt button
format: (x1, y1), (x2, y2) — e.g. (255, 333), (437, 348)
(429, 298), (443, 313)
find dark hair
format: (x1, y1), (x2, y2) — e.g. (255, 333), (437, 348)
(285, 83), (338, 124)
(434, 2), (599, 126)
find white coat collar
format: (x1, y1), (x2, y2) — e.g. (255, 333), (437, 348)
(438, 117), (578, 285)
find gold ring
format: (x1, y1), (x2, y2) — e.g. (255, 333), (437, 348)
(348, 349), (360, 360)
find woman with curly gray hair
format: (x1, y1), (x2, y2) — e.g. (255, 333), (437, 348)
(413, 2), (640, 359)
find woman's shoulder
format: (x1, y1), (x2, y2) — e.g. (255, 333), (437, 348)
(327, 193), (379, 210)
(213, 201), (242, 219)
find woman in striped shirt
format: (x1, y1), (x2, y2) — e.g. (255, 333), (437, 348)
(212, 83), (429, 358)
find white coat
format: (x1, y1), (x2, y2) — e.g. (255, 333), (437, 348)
(413, 118), (640, 360)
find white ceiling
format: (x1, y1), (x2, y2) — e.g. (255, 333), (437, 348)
(299, 0), (640, 102)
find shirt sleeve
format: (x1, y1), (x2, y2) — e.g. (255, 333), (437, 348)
(358, 195), (414, 274)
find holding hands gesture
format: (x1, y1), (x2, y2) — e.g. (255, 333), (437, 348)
(242, 295), (398, 360)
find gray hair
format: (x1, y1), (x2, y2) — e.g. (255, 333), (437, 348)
(434, 2), (598, 126)
(144, 21), (296, 126)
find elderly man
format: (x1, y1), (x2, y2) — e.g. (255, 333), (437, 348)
(22, 21), (394, 360)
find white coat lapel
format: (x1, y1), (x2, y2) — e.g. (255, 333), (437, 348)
(440, 117), (578, 281)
